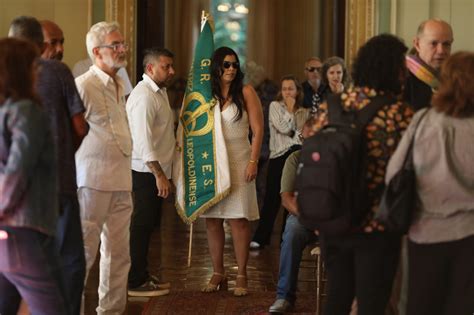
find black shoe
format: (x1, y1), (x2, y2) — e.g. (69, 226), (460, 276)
(128, 277), (170, 297)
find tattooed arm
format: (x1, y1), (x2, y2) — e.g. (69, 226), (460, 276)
(146, 161), (172, 198)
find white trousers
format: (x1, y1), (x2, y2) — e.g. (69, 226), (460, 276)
(78, 187), (132, 315)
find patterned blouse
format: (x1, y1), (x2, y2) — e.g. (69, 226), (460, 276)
(312, 86), (414, 232)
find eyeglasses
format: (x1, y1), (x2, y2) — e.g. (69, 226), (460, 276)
(97, 43), (128, 52)
(306, 66), (322, 73)
(223, 61), (239, 69)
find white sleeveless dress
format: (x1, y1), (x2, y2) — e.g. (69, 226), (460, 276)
(201, 103), (259, 220)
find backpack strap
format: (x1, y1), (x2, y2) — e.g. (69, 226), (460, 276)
(326, 93), (345, 124)
(356, 94), (396, 126)
(326, 93), (396, 127)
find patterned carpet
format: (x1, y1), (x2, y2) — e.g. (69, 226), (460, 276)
(143, 290), (318, 314)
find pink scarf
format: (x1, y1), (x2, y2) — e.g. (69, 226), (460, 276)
(406, 55), (439, 89)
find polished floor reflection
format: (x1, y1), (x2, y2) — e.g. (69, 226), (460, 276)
(84, 197), (321, 314)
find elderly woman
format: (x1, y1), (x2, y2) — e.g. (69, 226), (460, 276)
(386, 51), (474, 315)
(313, 34), (414, 315)
(200, 46), (263, 296)
(0, 38), (65, 314)
(320, 56), (350, 99)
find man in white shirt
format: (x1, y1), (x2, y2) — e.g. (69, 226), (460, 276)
(126, 47), (176, 297)
(75, 21), (132, 315)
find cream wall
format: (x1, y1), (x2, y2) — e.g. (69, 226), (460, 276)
(388, 0), (474, 52)
(0, 0), (90, 68)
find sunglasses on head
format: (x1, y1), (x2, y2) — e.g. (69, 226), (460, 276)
(306, 66), (321, 73)
(223, 61), (239, 69)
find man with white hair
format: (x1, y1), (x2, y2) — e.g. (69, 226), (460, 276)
(75, 21), (132, 314)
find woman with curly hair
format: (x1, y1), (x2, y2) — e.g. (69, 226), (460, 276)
(200, 46), (263, 296)
(387, 51), (474, 315)
(313, 34), (414, 315)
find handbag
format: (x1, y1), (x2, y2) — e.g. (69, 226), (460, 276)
(376, 109), (428, 234)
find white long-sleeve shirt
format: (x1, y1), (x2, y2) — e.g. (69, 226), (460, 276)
(126, 74), (175, 178)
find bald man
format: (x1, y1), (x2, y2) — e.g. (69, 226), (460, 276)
(404, 19), (454, 110)
(41, 20), (65, 61)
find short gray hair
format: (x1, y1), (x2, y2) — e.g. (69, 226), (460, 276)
(86, 21), (121, 61)
(8, 15), (44, 48)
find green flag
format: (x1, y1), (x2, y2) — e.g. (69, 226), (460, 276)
(173, 13), (231, 224)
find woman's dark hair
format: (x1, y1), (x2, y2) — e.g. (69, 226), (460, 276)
(321, 56), (350, 88)
(0, 37), (39, 104)
(432, 51), (474, 117)
(256, 79), (278, 107)
(352, 34), (408, 95)
(211, 46), (245, 120)
(275, 75), (303, 109)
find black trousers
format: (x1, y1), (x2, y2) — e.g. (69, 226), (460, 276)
(321, 232), (401, 315)
(407, 234), (474, 315)
(56, 195), (86, 315)
(252, 146), (299, 246)
(128, 171), (163, 288)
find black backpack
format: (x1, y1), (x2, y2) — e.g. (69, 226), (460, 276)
(296, 93), (394, 236)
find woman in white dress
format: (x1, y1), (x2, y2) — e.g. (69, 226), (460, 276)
(201, 46), (263, 296)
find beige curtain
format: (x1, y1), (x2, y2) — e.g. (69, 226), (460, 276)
(344, 0), (376, 68)
(247, 0), (322, 84)
(164, 0), (322, 84)
(165, 0), (210, 80)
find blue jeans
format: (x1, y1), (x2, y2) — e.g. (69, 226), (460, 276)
(56, 195), (86, 315)
(276, 215), (318, 304)
(0, 227), (67, 315)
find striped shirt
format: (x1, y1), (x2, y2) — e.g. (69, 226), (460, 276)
(268, 101), (303, 159)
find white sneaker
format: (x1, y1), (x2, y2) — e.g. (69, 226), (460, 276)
(269, 299), (293, 313)
(249, 241), (261, 249)
(128, 280), (170, 297)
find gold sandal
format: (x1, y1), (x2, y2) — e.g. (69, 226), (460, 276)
(202, 272), (228, 293)
(234, 275), (248, 296)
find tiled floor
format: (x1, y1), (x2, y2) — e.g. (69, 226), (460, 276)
(84, 197), (321, 314)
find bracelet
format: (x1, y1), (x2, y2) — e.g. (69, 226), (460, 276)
(249, 159), (258, 164)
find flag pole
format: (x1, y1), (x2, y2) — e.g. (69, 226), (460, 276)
(186, 10), (205, 268)
(187, 223), (193, 267)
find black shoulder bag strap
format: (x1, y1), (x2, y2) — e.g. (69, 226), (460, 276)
(401, 108), (430, 169)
